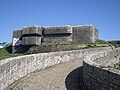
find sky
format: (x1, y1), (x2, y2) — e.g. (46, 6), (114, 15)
(0, 0), (120, 43)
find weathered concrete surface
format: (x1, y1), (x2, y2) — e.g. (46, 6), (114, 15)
(43, 26), (72, 34)
(22, 36), (41, 45)
(83, 48), (120, 90)
(43, 26), (72, 42)
(72, 26), (98, 43)
(9, 59), (83, 90)
(0, 47), (110, 90)
(23, 26), (42, 35)
(43, 36), (72, 42)
(8, 47), (120, 90)
(13, 30), (23, 38)
(12, 25), (98, 46)
(12, 25), (99, 53)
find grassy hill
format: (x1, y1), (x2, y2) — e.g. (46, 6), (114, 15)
(108, 40), (120, 48)
(0, 44), (12, 60)
(0, 44), (20, 60)
(0, 40), (110, 60)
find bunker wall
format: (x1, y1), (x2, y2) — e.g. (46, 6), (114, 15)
(22, 36), (41, 45)
(22, 26), (43, 35)
(43, 26), (72, 34)
(43, 36), (72, 42)
(72, 26), (98, 43)
(13, 30), (23, 38)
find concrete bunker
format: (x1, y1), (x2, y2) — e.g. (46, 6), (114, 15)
(12, 25), (98, 53)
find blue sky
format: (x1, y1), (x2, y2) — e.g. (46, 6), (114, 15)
(0, 0), (120, 43)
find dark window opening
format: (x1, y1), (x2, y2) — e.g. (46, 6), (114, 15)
(22, 34), (41, 37)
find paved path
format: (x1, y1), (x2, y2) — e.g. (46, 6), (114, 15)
(9, 58), (83, 90)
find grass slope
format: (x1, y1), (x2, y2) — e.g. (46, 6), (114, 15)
(0, 40), (110, 60)
(0, 44), (19, 60)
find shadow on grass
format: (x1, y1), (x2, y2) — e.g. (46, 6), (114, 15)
(5, 45), (32, 54)
(5, 44), (12, 53)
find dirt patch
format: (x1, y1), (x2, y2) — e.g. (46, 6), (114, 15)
(25, 44), (86, 54)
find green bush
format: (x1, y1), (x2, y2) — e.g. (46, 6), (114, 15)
(96, 39), (108, 44)
(108, 40), (120, 48)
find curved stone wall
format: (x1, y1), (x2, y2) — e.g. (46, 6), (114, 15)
(0, 47), (110, 90)
(83, 48), (120, 90)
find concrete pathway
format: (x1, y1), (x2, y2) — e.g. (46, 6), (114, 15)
(9, 58), (83, 90)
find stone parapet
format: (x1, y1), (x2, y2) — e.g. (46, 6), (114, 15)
(83, 48), (120, 90)
(0, 47), (110, 90)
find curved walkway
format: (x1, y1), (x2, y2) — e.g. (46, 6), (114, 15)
(9, 58), (83, 90)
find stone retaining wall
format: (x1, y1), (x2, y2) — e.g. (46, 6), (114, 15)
(0, 47), (110, 90)
(83, 48), (120, 90)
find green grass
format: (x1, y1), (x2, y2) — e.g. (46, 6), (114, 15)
(0, 44), (22, 60)
(0, 40), (109, 60)
(96, 39), (108, 44)
(108, 40), (120, 48)
(42, 41), (88, 46)
(0, 44), (11, 60)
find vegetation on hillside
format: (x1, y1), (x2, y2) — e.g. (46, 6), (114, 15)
(108, 40), (120, 48)
(0, 44), (21, 60)
(0, 40), (110, 60)
(0, 44), (12, 60)
(96, 39), (108, 44)
(42, 41), (87, 45)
